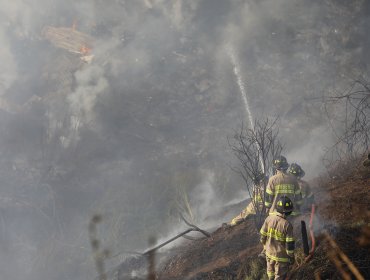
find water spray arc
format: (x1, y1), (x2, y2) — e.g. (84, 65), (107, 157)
(226, 44), (265, 173)
(226, 45), (255, 129)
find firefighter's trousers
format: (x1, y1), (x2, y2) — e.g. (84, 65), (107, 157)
(266, 257), (289, 280)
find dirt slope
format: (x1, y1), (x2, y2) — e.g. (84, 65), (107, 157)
(293, 164), (370, 280)
(158, 219), (261, 280)
(154, 164), (370, 280)
(315, 165), (370, 225)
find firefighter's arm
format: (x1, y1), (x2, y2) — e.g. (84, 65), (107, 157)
(230, 209), (245, 226)
(264, 179), (274, 211)
(294, 182), (303, 206)
(259, 221), (268, 245)
(285, 224), (295, 262)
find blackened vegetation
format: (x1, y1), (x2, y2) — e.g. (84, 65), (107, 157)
(322, 79), (370, 165)
(293, 163), (370, 280)
(296, 226), (370, 280)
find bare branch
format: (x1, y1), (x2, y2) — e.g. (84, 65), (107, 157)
(229, 118), (283, 229)
(322, 79), (370, 166)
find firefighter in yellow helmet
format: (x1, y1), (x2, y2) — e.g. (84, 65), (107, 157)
(260, 196), (295, 280)
(288, 163), (314, 212)
(229, 172), (268, 226)
(265, 156), (302, 216)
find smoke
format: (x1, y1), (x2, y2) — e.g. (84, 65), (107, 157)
(68, 65), (109, 126)
(287, 124), (334, 179)
(189, 170), (221, 223)
(0, 30), (17, 95)
(0, 0), (369, 279)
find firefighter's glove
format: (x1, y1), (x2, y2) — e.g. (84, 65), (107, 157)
(289, 257), (295, 265)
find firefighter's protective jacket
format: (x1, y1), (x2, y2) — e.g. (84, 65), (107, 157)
(265, 170), (302, 215)
(230, 183), (265, 225)
(260, 213), (295, 263)
(250, 183), (266, 214)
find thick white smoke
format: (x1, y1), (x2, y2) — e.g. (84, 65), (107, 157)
(68, 65), (109, 125)
(0, 30), (17, 96)
(0, 1), (368, 279)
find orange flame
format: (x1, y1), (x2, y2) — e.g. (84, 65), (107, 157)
(80, 44), (91, 55)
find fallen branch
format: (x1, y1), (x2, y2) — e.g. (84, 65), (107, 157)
(143, 214), (210, 255)
(180, 212), (211, 238)
(323, 231), (365, 280)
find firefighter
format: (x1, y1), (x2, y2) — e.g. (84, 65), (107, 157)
(288, 163), (314, 212)
(260, 196), (295, 280)
(265, 156), (302, 216)
(229, 172), (268, 226)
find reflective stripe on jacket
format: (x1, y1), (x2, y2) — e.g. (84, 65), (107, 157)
(253, 184), (264, 203)
(265, 170), (302, 215)
(260, 213), (295, 263)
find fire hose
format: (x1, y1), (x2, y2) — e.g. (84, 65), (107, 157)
(306, 204), (316, 261)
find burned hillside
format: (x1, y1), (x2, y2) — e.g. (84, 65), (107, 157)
(0, 1), (369, 280)
(107, 161), (370, 280)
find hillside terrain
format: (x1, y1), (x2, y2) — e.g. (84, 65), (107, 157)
(1, 2), (369, 280)
(113, 161), (370, 280)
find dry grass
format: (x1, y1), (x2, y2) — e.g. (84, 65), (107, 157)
(237, 257), (267, 280)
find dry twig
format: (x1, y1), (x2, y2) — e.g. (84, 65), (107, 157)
(229, 118), (283, 229)
(323, 231), (365, 280)
(321, 79), (370, 166)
